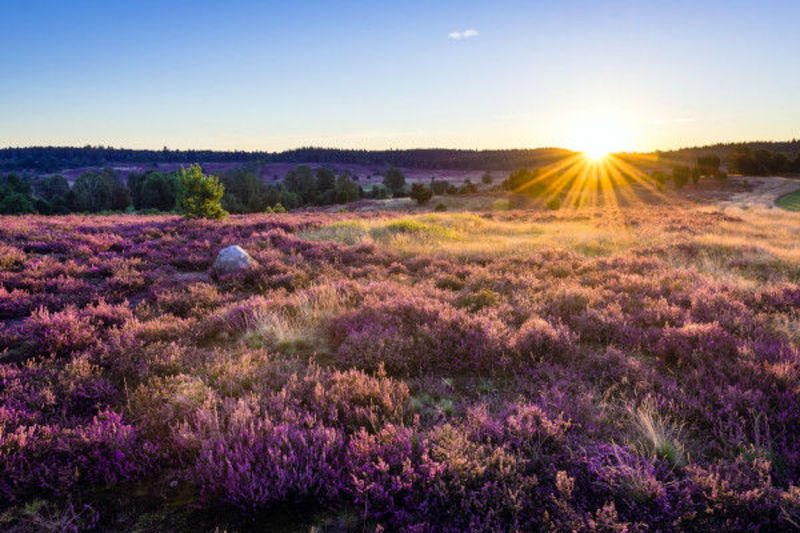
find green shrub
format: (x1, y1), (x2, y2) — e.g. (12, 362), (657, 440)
(176, 164), (228, 219)
(383, 168), (407, 197)
(672, 166), (690, 189)
(492, 198), (512, 211)
(546, 197), (562, 210)
(372, 184), (390, 200)
(410, 183), (433, 205)
(0, 190), (35, 214)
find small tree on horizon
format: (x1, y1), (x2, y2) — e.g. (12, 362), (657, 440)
(696, 154), (721, 177)
(672, 166), (690, 189)
(176, 164), (228, 219)
(410, 183), (433, 205)
(383, 168), (406, 197)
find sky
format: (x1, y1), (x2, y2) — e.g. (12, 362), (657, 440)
(1, 0), (799, 152)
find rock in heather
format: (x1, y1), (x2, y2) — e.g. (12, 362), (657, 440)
(213, 245), (256, 275)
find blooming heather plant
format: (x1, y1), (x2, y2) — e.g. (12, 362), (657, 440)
(1, 206), (800, 530)
(327, 290), (509, 375)
(180, 398), (346, 511)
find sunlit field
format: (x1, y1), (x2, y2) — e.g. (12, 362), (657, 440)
(3, 192), (800, 531)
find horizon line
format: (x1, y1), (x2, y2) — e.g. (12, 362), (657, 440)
(1, 138), (799, 156)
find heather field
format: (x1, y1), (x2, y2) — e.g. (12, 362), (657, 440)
(3, 200), (800, 531)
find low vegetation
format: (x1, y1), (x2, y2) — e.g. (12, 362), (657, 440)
(2, 201), (800, 530)
(777, 190), (800, 211)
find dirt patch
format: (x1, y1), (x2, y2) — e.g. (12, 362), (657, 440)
(715, 176), (800, 209)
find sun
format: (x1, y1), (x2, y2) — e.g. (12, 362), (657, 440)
(584, 146), (610, 161)
(566, 116), (632, 161)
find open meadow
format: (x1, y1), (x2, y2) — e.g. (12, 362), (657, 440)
(3, 183), (800, 531)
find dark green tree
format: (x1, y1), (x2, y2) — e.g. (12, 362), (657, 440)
(72, 168), (129, 212)
(459, 179), (477, 194)
(672, 166), (690, 189)
(72, 171), (111, 212)
(333, 175), (360, 204)
(4, 174), (31, 195)
(650, 171), (669, 186)
(221, 168), (268, 213)
(690, 166), (701, 185)
(315, 167), (337, 193)
(0, 175), (35, 214)
(410, 183), (433, 205)
(502, 168), (545, 196)
(696, 155), (721, 177)
(0, 191), (35, 214)
(372, 184), (390, 199)
(284, 165), (317, 204)
(34, 174), (70, 202)
(382, 168), (406, 197)
(430, 180), (448, 195)
(140, 172), (178, 211)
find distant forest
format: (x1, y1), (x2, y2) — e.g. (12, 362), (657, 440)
(0, 146), (572, 173)
(658, 139), (800, 162)
(2, 141), (798, 176)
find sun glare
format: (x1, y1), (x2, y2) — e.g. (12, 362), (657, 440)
(567, 117), (631, 161)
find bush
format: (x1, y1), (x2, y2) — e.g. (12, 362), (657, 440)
(434, 202), (447, 212)
(546, 196), (562, 210)
(650, 171), (669, 186)
(697, 154), (721, 177)
(409, 183), (433, 205)
(372, 183), (390, 200)
(503, 168), (543, 195)
(140, 172), (178, 211)
(72, 168), (130, 212)
(176, 164), (228, 219)
(672, 166), (691, 189)
(0, 190), (35, 214)
(459, 179), (477, 194)
(430, 180), (449, 195)
(334, 175), (360, 204)
(382, 168), (406, 197)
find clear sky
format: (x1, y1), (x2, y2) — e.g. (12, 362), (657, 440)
(2, 0), (799, 152)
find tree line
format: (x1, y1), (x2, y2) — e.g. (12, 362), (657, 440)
(0, 163), (486, 215)
(660, 148), (800, 190)
(4, 142), (800, 176)
(725, 146), (800, 176)
(0, 146), (571, 173)
(658, 139), (800, 161)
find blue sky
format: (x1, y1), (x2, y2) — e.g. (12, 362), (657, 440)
(1, 0), (799, 151)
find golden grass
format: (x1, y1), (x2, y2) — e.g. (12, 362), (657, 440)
(302, 205), (800, 284)
(627, 398), (686, 467)
(243, 284), (353, 354)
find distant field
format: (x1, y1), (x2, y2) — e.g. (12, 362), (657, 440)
(3, 187), (800, 530)
(54, 161), (510, 186)
(776, 189), (800, 210)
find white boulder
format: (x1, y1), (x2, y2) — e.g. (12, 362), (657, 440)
(213, 245), (256, 275)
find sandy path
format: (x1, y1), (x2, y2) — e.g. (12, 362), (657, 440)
(717, 176), (800, 209)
